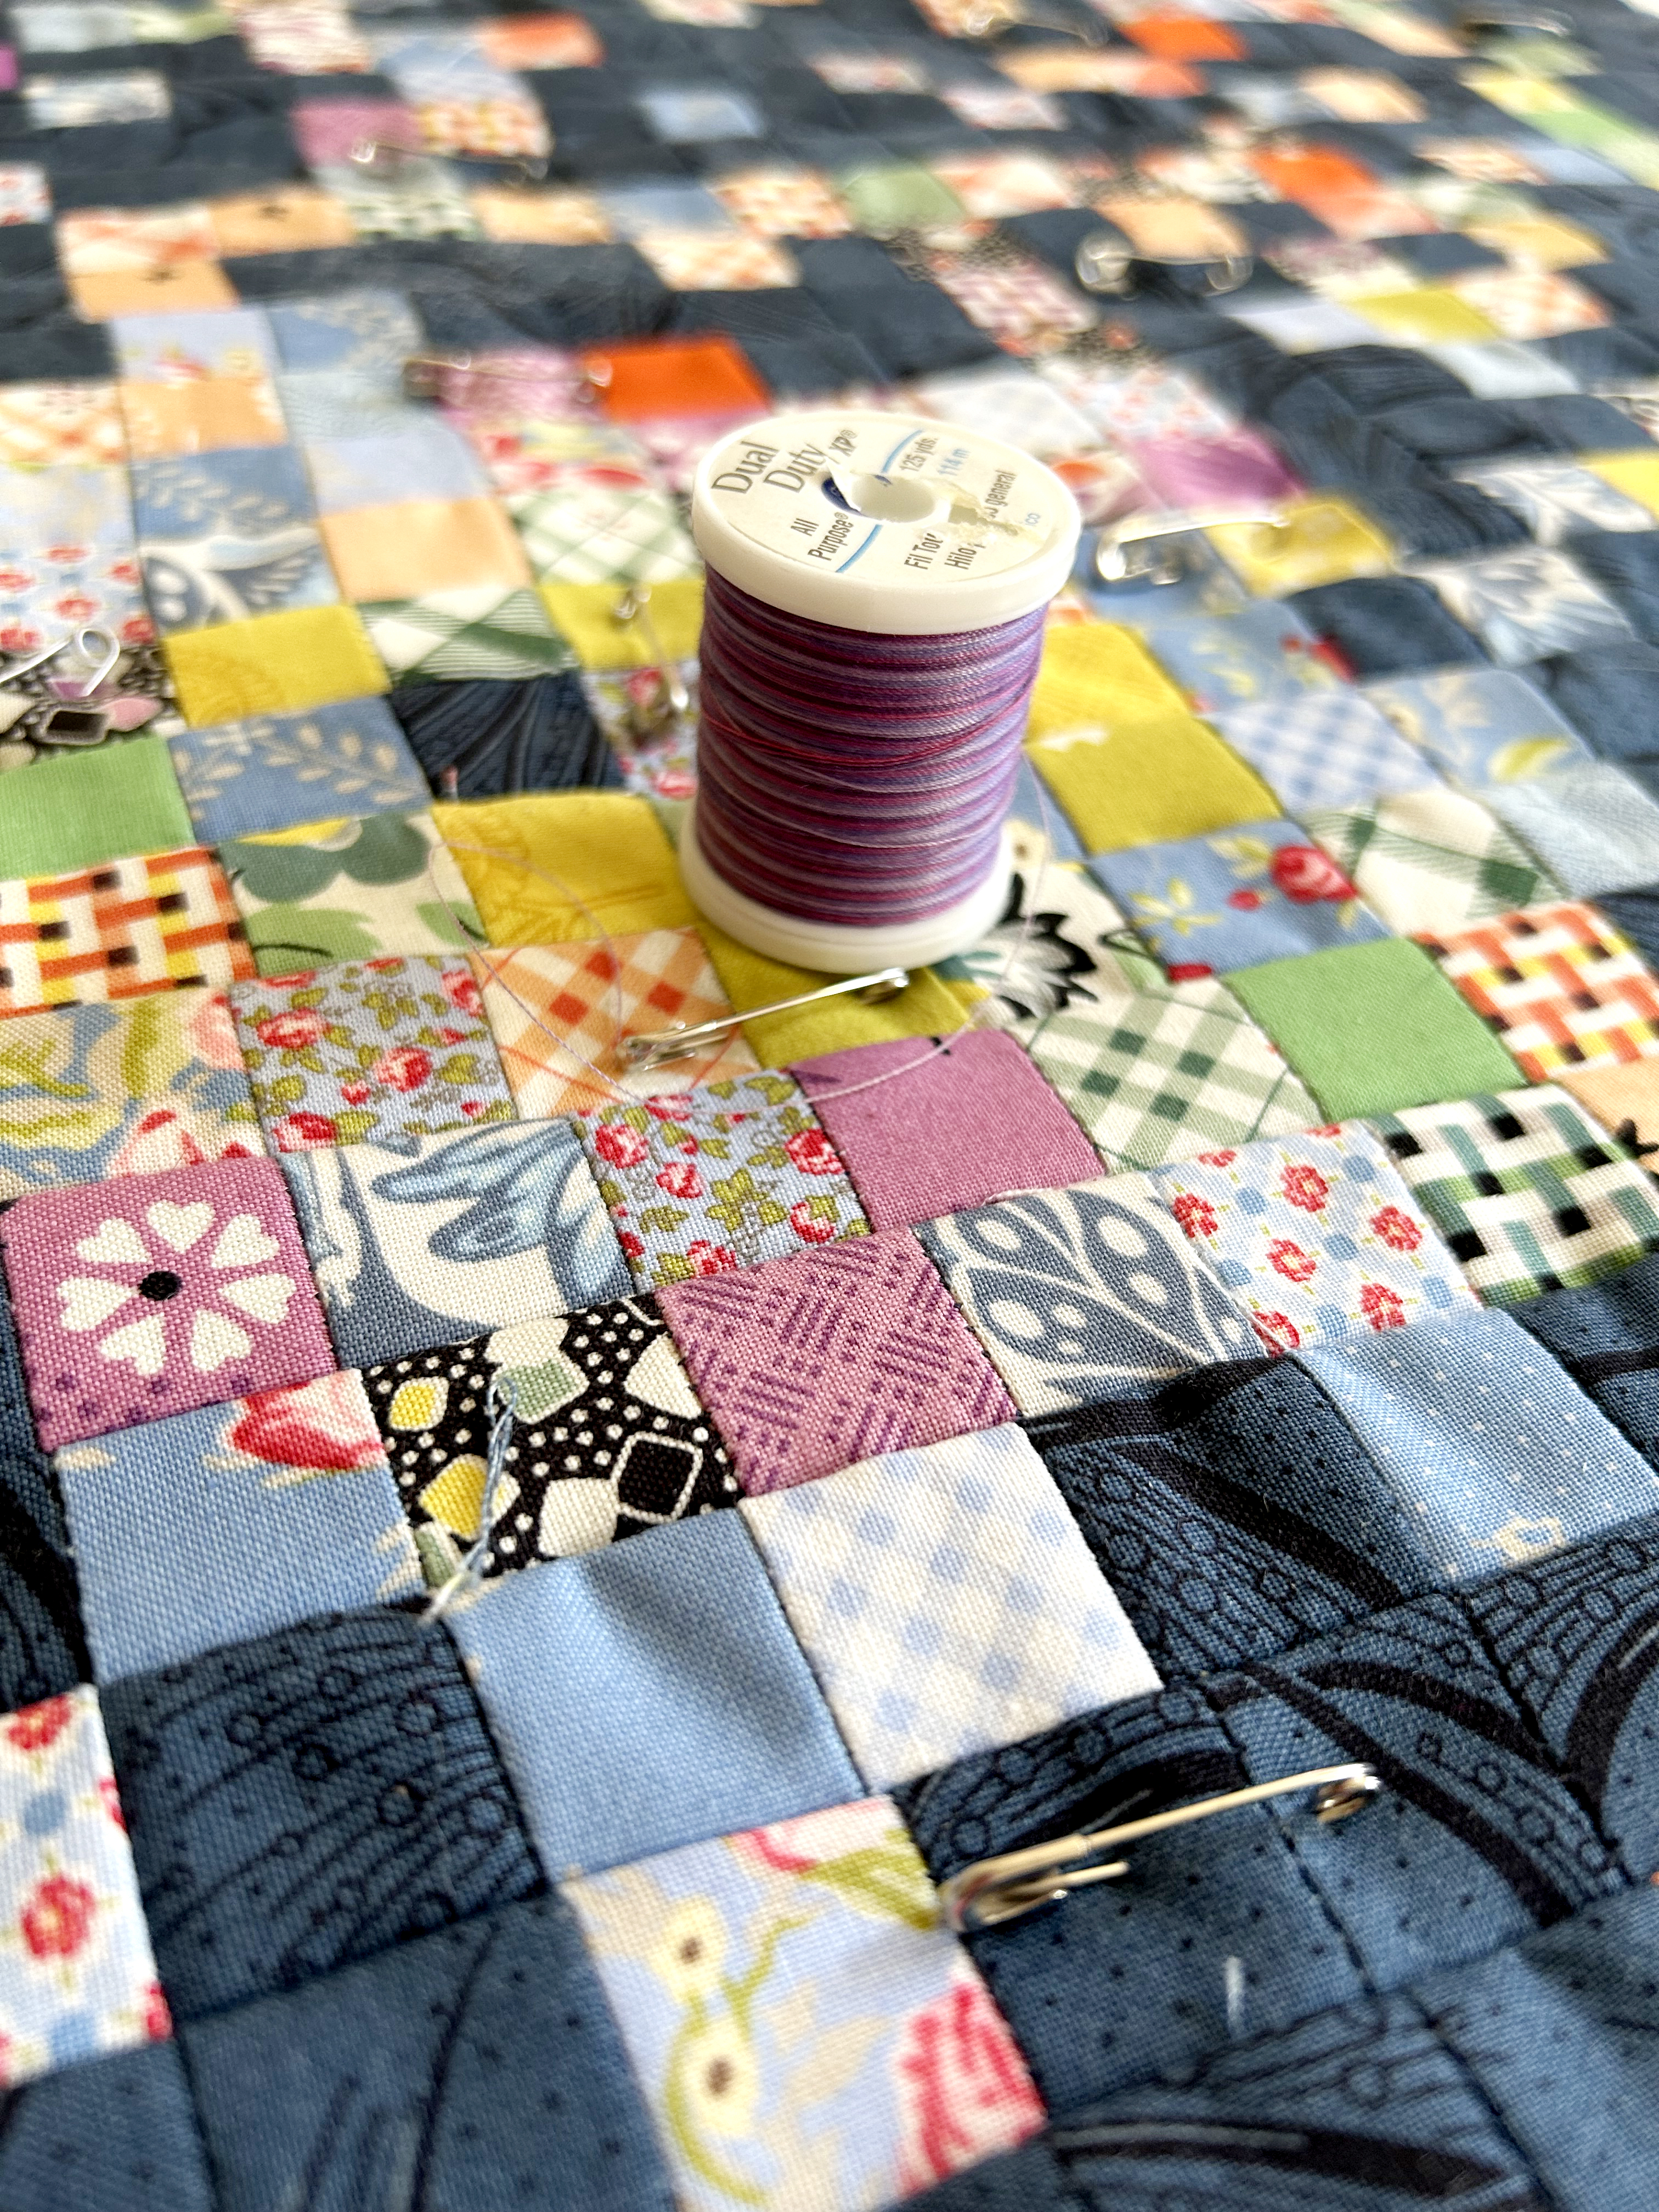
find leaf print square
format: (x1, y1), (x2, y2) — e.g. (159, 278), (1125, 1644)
(230, 955), (513, 1153)
(131, 447), (336, 635)
(361, 1295), (739, 1587)
(1364, 668), (1593, 789)
(1090, 819), (1392, 980)
(55, 1374), (422, 1681)
(792, 1031), (1101, 1234)
(915, 1172), (1259, 1415)
(1414, 548), (1633, 666)
(0, 1155), (337, 1448)
(577, 1073), (870, 1290)
(167, 697), (428, 845)
(278, 1117), (631, 1367)
(0, 986), (262, 1198)
(217, 810), (482, 972)
(562, 1796), (1045, 2212)
(1149, 1126), (1479, 1355)
(0, 1685), (167, 2085)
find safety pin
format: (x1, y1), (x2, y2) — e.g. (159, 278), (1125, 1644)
(1, 627), (112, 685)
(402, 351), (610, 403)
(620, 967), (911, 1073)
(1096, 507), (1289, 585)
(1457, 5), (1573, 39)
(960, 2), (1102, 44)
(1075, 230), (1254, 298)
(614, 585), (691, 740)
(940, 1762), (1382, 1933)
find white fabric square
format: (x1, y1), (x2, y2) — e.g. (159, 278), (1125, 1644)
(741, 1424), (1161, 1788)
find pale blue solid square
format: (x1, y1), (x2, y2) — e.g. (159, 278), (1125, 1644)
(446, 1511), (861, 1877)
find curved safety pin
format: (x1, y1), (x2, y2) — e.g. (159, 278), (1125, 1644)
(960, 2), (1103, 44)
(620, 969), (911, 1074)
(1075, 230), (1254, 299)
(1457, 5), (1573, 38)
(1, 625), (116, 686)
(941, 1762), (1382, 1933)
(1096, 508), (1289, 585)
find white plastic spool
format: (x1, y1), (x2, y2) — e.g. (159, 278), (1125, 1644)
(685, 408), (1081, 974)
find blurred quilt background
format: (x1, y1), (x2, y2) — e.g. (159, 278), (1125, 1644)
(10, 0), (1659, 2207)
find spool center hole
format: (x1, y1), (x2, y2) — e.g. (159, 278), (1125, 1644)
(823, 469), (940, 524)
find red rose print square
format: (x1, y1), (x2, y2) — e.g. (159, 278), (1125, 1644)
(0, 1155), (338, 1447)
(1149, 1126), (1477, 1353)
(575, 1070), (871, 1293)
(1090, 817), (1392, 980)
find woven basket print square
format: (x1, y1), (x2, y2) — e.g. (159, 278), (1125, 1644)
(0, 851), (255, 1015)
(1423, 904), (1659, 1080)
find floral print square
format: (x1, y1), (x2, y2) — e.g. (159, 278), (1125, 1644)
(0, 1686), (168, 2084)
(562, 1797), (1045, 2212)
(578, 1074), (870, 1289)
(230, 955), (513, 1153)
(0, 1156), (338, 1448)
(1149, 1127), (1479, 1354)
(218, 811), (483, 974)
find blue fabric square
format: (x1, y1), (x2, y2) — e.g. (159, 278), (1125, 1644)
(101, 1607), (544, 2020)
(1135, 600), (1338, 716)
(57, 1378), (422, 1683)
(1511, 1251), (1659, 1468)
(446, 1512), (861, 1876)
(168, 696), (429, 843)
(1298, 1307), (1659, 1581)
(304, 421), (488, 515)
(1364, 665), (1594, 787)
(636, 85), (764, 142)
(598, 180), (735, 238)
(110, 306), (279, 385)
(131, 445), (335, 633)
(0, 2044), (212, 2212)
(265, 290), (424, 375)
(1090, 819), (1391, 978)
(180, 1894), (675, 2212)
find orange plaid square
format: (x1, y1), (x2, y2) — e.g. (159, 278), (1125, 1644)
(1421, 902), (1659, 1079)
(473, 928), (759, 1118)
(0, 849), (255, 1017)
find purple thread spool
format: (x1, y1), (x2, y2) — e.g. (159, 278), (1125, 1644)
(685, 410), (1081, 974)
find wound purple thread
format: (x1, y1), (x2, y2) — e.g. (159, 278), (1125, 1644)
(695, 563), (1047, 929)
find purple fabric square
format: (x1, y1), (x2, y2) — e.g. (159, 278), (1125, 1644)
(790, 1030), (1101, 1231)
(290, 100), (420, 167)
(1127, 429), (1304, 511)
(0, 1156), (337, 1448)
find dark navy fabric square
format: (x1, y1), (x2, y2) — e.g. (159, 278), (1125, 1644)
(1287, 577), (1489, 676)
(1031, 1359), (1439, 1679)
(101, 1607), (544, 2020)
(180, 1893), (675, 2212)
(1511, 1252), (1659, 1466)
(1564, 531), (1659, 646)
(390, 675), (620, 797)
(0, 1281), (88, 1709)
(0, 2045), (212, 2212)
(1533, 643), (1659, 762)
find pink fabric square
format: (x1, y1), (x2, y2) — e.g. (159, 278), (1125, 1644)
(791, 1030), (1101, 1231)
(1, 1156), (337, 1448)
(1127, 428), (1304, 511)
(290, 100), (420, 167)
(657, 1230), (1017, 1496)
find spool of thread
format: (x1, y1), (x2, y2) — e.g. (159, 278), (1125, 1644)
(685, 409), (1081, 974)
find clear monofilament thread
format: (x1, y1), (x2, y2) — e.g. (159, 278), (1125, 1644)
(693, 563), (1047, 930)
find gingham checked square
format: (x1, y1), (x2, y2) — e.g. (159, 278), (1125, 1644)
(708, 166), (851, 238)
(475, 928), (759, 1118)
(740, 1424), (1161, 1788)
(1371, 1084), (1659, 1304)
(1211, 690), (1442, 815)
(1029, 972), (1321, 1170)
(0, 848), (255, 1014)
(928, 257), (1097, 353)
(506, 478), (698, 586)
(1420, 902), (1659, 1079)
(1304, 789), (1562, 936)
(359, 587), (577, 679)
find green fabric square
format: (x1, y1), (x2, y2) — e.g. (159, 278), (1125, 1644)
(1228, 939), (1524, 1121)
(0, 737), (194, 879)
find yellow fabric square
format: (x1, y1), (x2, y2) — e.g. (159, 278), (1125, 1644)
(119, 376), (286, 459)
(1584, 452), (1659, 519)
(1206, 496), (1395, 595)
(538, 578), (706, 669)
(207, 188), (357, 256)
(433, 792), (693, 944)
(695, 917), (968, 1066)
(1466, 215), (1606, 268)
(1350, 287), (1501, 341)
(319, 499), (532, 602)
(1026, 623), (1190, 744)
(68, 263), (239, 321)
(1026, 712), (1278, 853)
(164, 606), (390, 726)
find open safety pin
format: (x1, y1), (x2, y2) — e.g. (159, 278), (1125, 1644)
(1096, 507), (1290, 584)
(620, 968), (911, 1073)
(614, 585), (691, 739)
(940, 1761), (1382, 1933)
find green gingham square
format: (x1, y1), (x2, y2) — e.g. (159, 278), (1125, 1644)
(1304, 792), (1562, 936)
(1369, 1083), (1659, 1305)
(359, 588), (578, 680)
(506, 483), (697, 585)
(1030, 973), (1321, 1170)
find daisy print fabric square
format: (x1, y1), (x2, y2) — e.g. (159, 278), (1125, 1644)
(0, 1686), (168, 2085)
(561, 1797), (1045, 2212)
(0, 1156), (337, 1448)
(1149, 1127), (1478, 1354)
(1091, 821), (1390, 980)
(230, 955), (512, 1153)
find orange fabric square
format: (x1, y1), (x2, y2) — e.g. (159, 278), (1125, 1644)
(581, 335), (771, 421)
(1120, 13), (1245, 60)
(207, 188), (357, 257)
(319, 499), (532, 601)
(1421, 902), (1659, 1080)
(69, 265), (240, 321)
(119, 377), (287, 459)
(1249, 146), (1378, 201)
(477, 12), (603, 67)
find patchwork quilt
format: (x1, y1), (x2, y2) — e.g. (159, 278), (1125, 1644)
(10, 0), (1659, 2206)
